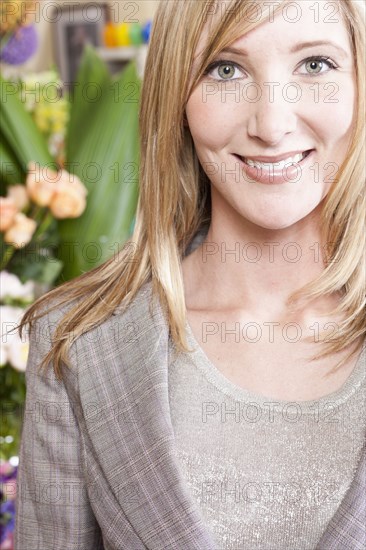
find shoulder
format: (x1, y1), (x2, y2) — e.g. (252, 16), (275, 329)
(30, 279), (168, 376)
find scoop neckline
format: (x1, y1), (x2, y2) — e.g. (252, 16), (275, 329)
(183, 320), (366, 412)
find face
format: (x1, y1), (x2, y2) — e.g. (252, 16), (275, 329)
(185, 0), (356, 230)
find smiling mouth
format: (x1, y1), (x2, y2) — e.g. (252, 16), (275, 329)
(236, 150), (313, 169)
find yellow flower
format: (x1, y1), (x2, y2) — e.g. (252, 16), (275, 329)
(34, 103), (53, 133)
(0, 0), (37, 34)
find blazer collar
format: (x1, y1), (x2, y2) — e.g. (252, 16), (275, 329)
(315, 444), (366, 549)
(107, 280), (216, 547)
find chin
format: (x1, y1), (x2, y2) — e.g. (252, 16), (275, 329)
(248, 214), (306, 231)
(246, 202), (319, 229)
(257, 221), (296, 230)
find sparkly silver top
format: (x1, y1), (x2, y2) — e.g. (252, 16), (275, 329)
(168, 325), (366, 549)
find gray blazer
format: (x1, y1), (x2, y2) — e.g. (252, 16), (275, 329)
(15, 280), (366, 549)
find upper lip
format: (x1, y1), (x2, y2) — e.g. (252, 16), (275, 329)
(237, 150), (313, 162)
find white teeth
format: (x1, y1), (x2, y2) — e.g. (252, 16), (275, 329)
(244, 152), (306, 170)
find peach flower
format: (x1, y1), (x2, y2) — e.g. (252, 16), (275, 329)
(4, 212), (37, 248)
(49, 170), (88, 219)
(0, 197), (18, 231)
(7, 184), (30, 211)
(26, 161), (58, 207)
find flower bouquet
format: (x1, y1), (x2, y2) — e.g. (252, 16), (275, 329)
(1, 162), (89, 461)
(1, 44), (141, 282)
(0, 460), (17, 550)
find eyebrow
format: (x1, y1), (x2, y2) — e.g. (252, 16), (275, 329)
(220, 40), (349, 59)
(290, 40), (348, 58)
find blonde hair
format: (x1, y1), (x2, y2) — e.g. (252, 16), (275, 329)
(18, 0), (365, 381)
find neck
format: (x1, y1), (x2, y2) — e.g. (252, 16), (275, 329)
(182, 204), (337, 319)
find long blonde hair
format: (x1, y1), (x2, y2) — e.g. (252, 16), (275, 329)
(18, 0), (365, 381)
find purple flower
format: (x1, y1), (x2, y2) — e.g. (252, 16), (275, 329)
(0, 500), (15, 544)
(0, 463), (17, 483)
(0, 463), (17, 546)
(0, 25), (38, 65)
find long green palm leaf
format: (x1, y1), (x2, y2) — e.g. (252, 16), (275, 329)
(56, 48), (141, 281)
(66, 43), (111, 161)
(0, 130), (24, 192)
(0, 74), (54, 172)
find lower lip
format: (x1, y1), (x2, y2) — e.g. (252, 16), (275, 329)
(233, 150), (314, 185)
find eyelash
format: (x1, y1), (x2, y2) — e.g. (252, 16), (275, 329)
(203, 56), (339, 80)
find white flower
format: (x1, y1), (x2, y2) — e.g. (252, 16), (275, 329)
(1, 305), (24, 345)
(0, 271), (35, 301)
(8, 335), (29, 372)
(0, 305), (29, 370)
(0, 344), (8, 366)
(48, 132), (64, 156)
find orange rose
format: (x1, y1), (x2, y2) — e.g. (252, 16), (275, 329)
(4, 212), (37, 248)
(7, 184), (30, 211)
(0, 197), (18, 231)
(26, 161), (58, 206)
(49, 170), (88, 219)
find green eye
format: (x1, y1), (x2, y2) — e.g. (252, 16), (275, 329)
(217, 63), (236, 79)
(204, 60), (244, 81)
(305, 60), (324, 74)
(301, 56), (337, 75)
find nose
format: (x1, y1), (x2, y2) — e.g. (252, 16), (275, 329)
(247, 85), (298, 145)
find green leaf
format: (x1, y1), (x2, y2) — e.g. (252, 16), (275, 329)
(0, 74), (54, 171)
(0, 130), (25, 191)
(57, 58), (141, 280)
(0, 364), (26, 460)
(6, 215), (62, 285)
(8, 248), (63, 285)
(66, 44), (111, 160)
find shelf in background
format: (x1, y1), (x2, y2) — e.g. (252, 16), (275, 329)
(95, 46), (148, 79)
(95, 47), (140, 61)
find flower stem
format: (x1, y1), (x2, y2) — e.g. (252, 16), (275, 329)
(0, 244), (16, 270)
(33, 209), (54, 241)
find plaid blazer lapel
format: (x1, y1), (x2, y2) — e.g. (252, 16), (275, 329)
(315, 444), (366, 549)
(83, 280), (216, 549)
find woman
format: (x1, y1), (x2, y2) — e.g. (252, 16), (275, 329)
(15, 0), (365, 548)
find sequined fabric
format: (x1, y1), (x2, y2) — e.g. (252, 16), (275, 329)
(168, 327), (366, 549)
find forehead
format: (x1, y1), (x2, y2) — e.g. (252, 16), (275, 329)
(194, 0), (352, 60)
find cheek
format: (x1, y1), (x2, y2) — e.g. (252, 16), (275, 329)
(305, 78), (356, 144)
(334, 84), (357, 144)
(186, 88), (238, 152)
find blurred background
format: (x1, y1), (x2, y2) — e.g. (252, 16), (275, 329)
(1, 0), (160, 76)
(0, 2), (160, 547)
